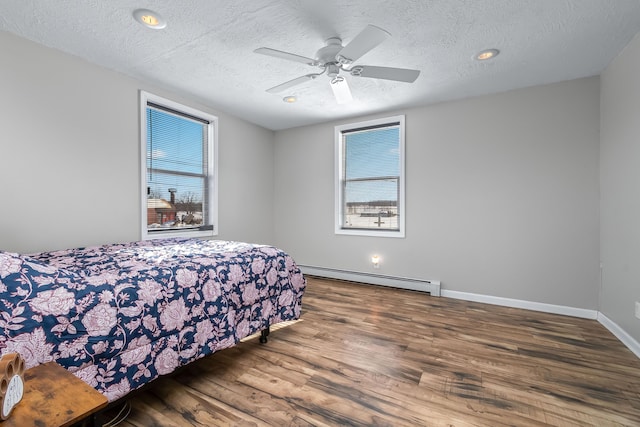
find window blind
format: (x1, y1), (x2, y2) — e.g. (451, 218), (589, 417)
(146, 104), (210, 232)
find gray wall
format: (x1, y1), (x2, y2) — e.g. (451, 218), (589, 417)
(600, 33), (640, 342)
(0, 29), (616, 317)
(274, 77), (601, 309)
(0, 31), (275, 253)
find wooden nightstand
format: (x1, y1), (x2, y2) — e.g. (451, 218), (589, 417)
(1, 362), (108, 427)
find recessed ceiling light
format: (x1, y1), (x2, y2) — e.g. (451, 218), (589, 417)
(133, 9), (166, 29)
(476, 49), (499, 61)
(283, 96), (297, 103)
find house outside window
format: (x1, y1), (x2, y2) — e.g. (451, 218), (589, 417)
(335, 115), (405, 238)
(140, 91), (218, 240)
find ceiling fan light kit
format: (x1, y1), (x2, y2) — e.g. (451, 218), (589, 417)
(254, 24), (420, 104)
(330, 76), (353, 104)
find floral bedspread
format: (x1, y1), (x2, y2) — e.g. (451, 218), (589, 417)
(0, 238), (306, 401)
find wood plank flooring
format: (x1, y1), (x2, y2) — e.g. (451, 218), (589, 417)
(100, 276), (640, 426)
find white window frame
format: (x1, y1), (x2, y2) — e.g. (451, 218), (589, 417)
(335, 115), (406, 238)
(139, 91), (218, 240)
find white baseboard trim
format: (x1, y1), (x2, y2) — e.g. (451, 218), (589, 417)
(439, 289), (598, 319)
(597, 313), (640, 359)
(299, 265), (441, 296)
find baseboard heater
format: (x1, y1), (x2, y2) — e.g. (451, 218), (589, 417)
(299, 265), (441, 297)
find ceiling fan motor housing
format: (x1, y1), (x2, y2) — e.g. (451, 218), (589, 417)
(315, 37), (344, 67)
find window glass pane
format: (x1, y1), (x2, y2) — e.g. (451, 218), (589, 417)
(341, 125), (400, 232)
(344, 178), (399, 204)
(146, 108), (206, 175)
(145, 104), (210, 234)
(344, 127), (399, 180)
(147, 172), (206, 231)
(343, 178), (399, 230)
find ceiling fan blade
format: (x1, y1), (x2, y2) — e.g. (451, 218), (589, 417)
(330, 77), (353, 104)
(349, 65), (420, 83)
(254, 47), (318, 66)
(266, 74), (318, 93)
(335, 25), (390, 66)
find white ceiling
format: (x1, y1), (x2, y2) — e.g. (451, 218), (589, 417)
(2, 0), (640, 130)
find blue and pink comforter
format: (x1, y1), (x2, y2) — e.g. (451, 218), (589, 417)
(0, 238), (306, 401)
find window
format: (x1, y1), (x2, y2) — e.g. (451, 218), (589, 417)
(335, 115), (405, 237)
(140, 91), (218, 240)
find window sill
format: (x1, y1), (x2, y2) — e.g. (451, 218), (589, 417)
(335, 228), (405, 238)
(143, 229), (216, 241)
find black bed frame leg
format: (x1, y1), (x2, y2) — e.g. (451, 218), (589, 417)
(259, 327), (270, 344)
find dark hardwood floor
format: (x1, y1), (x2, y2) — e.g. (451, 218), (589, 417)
(101, 276), (640, 426)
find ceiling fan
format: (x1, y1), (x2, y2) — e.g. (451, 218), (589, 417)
(254, 25), (420, 104)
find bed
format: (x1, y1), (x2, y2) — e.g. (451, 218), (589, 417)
(0, 237), (306, 401)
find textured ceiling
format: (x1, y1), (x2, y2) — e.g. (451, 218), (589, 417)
(2, 0), (640, 130)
